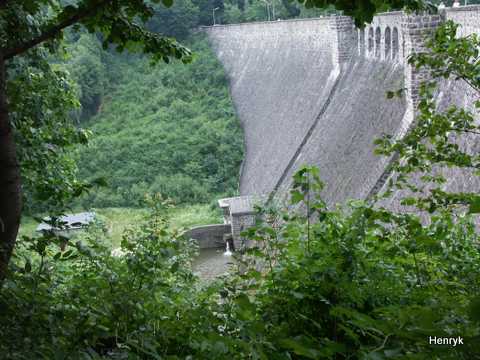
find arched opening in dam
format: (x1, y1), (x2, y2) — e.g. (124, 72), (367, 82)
(368, 27), (374, 54)
(392, 27), (399, 59)
(375, 27), (381, 58)
(385, 27), (391, 59)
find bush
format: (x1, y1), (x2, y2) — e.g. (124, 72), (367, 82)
(216, 166), (480, 358)
(0, 196), (224, 358)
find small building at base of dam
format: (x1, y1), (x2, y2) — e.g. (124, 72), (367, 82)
(184, 196), (263, 253)
(218, 195), (264, 250)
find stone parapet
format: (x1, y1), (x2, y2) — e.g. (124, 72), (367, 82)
(329, 16), (356, 65)
(402, 14), (443, 109)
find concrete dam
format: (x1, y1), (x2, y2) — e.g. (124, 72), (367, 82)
(188, 6), (480, 250)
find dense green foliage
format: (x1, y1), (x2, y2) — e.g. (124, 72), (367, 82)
(3, 1), (480, 358)
(2, 166), (479, 358)
(7, 52), (93, 214)
(72, 34), (243, 208)
(1, 0), (192, 221)
(228, 167), (480, 358)
(1, 197), (210, 358)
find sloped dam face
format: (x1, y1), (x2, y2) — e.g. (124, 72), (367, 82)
(205, 8), (480, 206)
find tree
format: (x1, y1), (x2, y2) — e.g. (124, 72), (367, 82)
(8, 53), (91, 215)
(147, 0), (200, 39)
(296, 0), (427, 26)
(65, 33), (107, 121)
(0, 0), (192, 282)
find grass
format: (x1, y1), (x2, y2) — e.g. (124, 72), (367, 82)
(18, 204), (222, 248)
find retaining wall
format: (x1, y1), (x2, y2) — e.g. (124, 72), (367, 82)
(184, 224), (231, 249)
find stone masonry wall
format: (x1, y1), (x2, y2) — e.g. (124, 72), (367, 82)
(402, 14), (443, 110)
(381, 7), (480, 214)
(445, 5), (480, 37)
(330, 16), (356, 65)
(231, 214), (256, 250)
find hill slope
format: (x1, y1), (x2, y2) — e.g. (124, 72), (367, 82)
(76, 35), (244, 208)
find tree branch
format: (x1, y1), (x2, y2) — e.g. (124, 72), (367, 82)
(451, 127), (480, 135)
(455, 73), (480, 95)
(3, 0), (112, 61)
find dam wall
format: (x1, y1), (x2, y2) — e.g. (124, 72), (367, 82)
(276, 59), (407, 205)
(445, 5), (480, 36)
(205, 18), (355, 196)
(183, 224), (231, 249)
(206, 6), (480, 221)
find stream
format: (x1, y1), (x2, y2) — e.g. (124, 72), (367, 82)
(192, 248), (233, 281)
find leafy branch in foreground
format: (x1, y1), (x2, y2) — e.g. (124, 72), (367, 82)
(375, 20), (480, 214)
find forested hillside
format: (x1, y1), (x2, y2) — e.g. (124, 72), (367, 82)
(69, 34), (244, 208)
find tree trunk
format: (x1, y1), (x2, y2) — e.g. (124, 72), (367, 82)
(0, 54), (21, 282)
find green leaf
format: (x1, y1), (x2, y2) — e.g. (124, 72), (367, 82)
(91, 177), (108, 187)
(24, 259), (32, 273)
(468, 197), (480, 214)
(291, 190), (305, 204)
(170, 261), (179, 272)
(279, 336), (321, 359)
(235, 293), (256, 320)
(469, 297), (480, 323)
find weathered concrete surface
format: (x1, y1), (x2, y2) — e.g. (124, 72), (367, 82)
(277, 58), (407, 205)
(206, 17), (409, 204)
(206, 19), (340, 196)
(184, 224), (231, 249)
